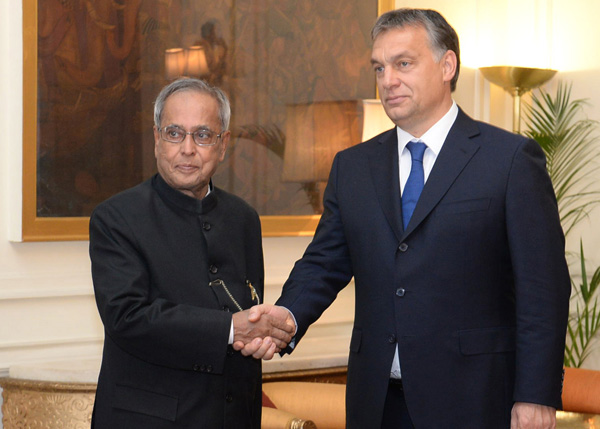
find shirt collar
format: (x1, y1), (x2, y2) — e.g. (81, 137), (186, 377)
(396, 101), (459, 155)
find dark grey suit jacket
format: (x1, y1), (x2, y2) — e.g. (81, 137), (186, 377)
(90, 174), (264, 428)
(277, 109), (571, 428)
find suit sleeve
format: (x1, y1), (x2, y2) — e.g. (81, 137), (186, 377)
(89, 202), (232, 373)
(276, 153), (354, 347)
(506, 138), (571, 408)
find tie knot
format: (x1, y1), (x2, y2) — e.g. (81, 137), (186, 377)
(406, 141), (426, 162)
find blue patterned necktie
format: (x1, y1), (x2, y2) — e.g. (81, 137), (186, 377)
(402, 141), (427, 229)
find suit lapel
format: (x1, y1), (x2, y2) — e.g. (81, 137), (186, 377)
(369, 129), (404, 242)
(402, 109), (481, 237)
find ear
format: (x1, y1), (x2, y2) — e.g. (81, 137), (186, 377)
(218, 130), (230, 162)
(441, 50), (457, 84)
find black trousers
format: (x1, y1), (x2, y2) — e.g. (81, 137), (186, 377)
(381, 379), (415, 428)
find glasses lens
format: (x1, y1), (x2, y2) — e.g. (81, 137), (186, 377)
(162, 126), (185, 143)
(193, 129), (217, 146)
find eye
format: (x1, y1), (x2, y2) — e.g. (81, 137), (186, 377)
(166, 126), (184, 139)
(398, 61), (410, 68)
(194, 129), (213, 141)
(373, 65), (384, 73)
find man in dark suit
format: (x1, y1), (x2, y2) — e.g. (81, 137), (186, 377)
(89, 78), (293, 428)
(236, 8), (571, 429)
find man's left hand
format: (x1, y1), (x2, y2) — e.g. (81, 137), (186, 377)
(232, 304), (296, 360)
(511, 402), (556, 429)
(231, 305), (294, 353)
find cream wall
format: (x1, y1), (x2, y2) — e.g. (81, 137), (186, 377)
(1, 0), (600, 413)
(0, 1), (102, 374)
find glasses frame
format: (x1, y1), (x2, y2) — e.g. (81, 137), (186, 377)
(158, 125), (224, 147)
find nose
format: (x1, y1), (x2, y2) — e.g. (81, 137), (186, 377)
(180, 133), (196, 155)
(379, 68), (400, 91)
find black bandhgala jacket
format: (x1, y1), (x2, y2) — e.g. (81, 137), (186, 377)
(90, 174), (263, 428)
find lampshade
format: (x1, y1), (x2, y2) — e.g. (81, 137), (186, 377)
(479, 66), (557, 97)
(186, 46), (210, 77)
(362, 99), (395, 141)
(282, 100), (361, 182)
(165, 48), (186, 80)
(479, 65), (557, 133)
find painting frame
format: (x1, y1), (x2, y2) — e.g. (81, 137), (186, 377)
(21, 0), (394, 241)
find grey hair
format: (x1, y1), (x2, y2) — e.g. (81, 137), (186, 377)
(153, 78), (231, 130)
(371, 8), (460, 92)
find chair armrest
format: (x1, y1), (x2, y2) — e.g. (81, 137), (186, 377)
(562, 367), (600, 414)
(261, 406), (317, 429)
(262, 382), (346, 429)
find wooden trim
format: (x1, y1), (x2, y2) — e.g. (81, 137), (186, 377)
(262, 366), (347, 384)
(378, 0), (395, 15)
(260, 215), (320, 237)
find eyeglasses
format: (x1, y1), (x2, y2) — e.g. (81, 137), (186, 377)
(158, 125), (223, 147)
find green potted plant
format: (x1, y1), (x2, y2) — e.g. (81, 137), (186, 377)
(524, 82), (600, 367)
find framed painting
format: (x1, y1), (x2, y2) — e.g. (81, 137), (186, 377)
(22, 0), (394, 241)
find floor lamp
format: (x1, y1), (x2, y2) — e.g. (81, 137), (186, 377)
(479, 66), (557, 134)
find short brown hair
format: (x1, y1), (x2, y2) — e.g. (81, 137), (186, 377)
(372, 8), (460, 92)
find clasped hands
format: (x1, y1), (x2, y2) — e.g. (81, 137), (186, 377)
(231, 304), (296, 360)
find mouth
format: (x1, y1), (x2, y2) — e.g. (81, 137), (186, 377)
(176, 164), (200, 173)
(385, 94), (408, 106)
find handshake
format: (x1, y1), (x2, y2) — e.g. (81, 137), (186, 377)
(231, 304), (296, 360)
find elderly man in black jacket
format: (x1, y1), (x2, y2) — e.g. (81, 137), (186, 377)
(89, 78), (293, 428)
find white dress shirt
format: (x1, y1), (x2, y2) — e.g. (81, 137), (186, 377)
(390, 101), (459, 379)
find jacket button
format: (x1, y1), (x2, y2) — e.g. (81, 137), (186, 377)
(206, 365), (213, 373)
(193, 364), (200, 371)
(396, 288), (406, 297)
(222, 305), (230, 312)
(388, 335), (396, 344)
(209, 265), (218, 274)
(203, 222), (211, 231)
(398, 243), (408, 252)
(225, 393), (233, 402)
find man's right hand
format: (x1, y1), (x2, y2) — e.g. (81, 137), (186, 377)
(232, 304), (296, 360)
